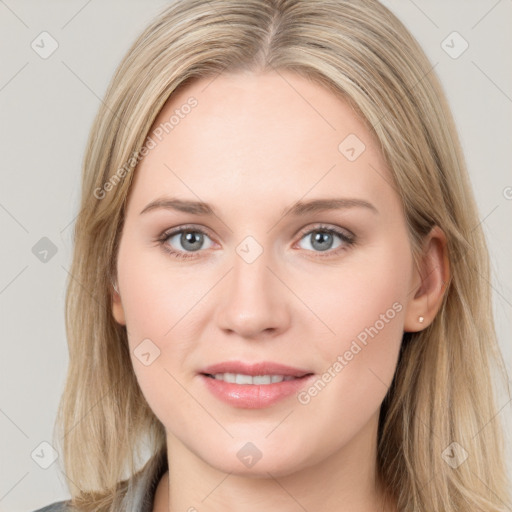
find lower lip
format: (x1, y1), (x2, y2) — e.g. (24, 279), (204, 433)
(199, 374), (315, 409)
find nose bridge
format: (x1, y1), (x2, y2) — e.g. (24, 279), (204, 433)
(215, 234), (290, 337)
(233, 238), (272, 296)
(230, 235), (278, 309)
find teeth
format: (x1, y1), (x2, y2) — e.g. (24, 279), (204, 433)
(224, 372), (236, 384)
(235, 373), (253, 385)
(254, 375), (272, 384)
(212, 373), (296, 385)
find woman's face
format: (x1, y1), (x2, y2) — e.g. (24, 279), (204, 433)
(113, 70), (420, 477)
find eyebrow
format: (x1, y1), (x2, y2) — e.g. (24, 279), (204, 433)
(139, 196), (378, 217)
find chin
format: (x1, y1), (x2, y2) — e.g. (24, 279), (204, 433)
(199, 440), (315, 478)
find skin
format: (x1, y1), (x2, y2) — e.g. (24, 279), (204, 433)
(112, 70), (448, 512)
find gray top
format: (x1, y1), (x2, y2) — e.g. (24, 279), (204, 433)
(31, 450), (168, 512)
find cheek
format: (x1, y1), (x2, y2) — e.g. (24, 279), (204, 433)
(116, 235), (212, 421)
(299, 236), (411, 352)
(295, 237), (411, 430)
(117, 232), (203, 347)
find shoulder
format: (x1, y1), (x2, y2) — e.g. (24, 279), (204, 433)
(31, 499), (72, 512)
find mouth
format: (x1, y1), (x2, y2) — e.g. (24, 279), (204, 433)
(198, 361), (315, 409)
(202, 373), (304, 385)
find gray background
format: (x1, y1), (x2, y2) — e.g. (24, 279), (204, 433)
(0, 1), (511, 510)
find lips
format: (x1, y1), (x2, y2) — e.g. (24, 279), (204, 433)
(198, 360), (315, 409)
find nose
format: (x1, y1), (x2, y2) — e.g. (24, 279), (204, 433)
(214, 242), (291, 340)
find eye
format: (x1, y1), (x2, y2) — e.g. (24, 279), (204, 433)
(157, 225), (215, 260)
(296, 224), (355, 256)
(156, 223), (356, 260)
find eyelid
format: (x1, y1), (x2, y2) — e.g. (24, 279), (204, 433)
(295, 223), (355, 242)
(159, 223), (216, 241)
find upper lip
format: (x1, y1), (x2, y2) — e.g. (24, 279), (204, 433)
(199, 361), (313, 378)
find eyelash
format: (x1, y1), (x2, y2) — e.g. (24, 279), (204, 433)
(155, 223), (356, 260)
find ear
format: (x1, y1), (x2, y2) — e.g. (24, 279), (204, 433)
(111, 280), (126, 326)
(403, 226), (450, 332)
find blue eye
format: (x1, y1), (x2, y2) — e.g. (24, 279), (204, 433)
(297, 226), (354, 253)
(157, 226), (214, 260)
(295, 225), (355, 257)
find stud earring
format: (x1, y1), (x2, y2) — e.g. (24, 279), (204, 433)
(112, 280), (119, 294)
(418, 316), (424, 323)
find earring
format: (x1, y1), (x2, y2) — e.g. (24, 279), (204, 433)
(112, 280), (119, 294)
(418, 316), (424, 323)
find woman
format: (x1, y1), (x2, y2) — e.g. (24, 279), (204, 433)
(34, 0), (511, 511)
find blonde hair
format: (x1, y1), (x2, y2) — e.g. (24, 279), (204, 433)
(54, 0), (511, 510)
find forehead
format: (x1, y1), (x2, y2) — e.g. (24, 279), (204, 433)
(127, 70), (397, 218)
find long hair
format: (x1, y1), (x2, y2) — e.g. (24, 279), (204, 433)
(54, 1), (511, 510)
